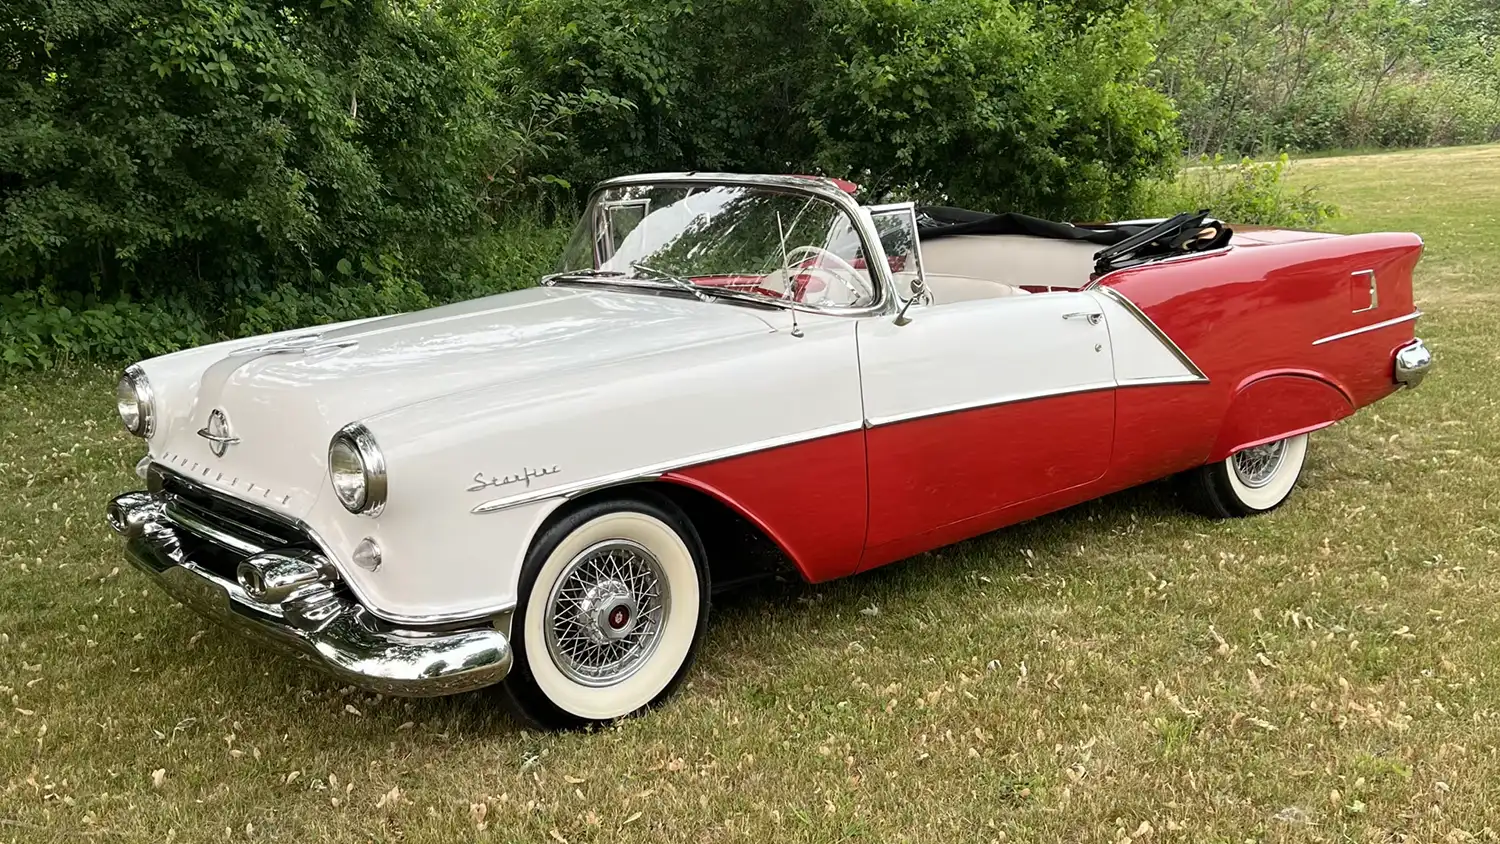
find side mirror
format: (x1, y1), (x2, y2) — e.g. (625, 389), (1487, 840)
(894, 276), (927, 326)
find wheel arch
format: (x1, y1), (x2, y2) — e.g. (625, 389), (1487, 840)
(528, 481), (803, 595)
(1209, 369), (1354, 462)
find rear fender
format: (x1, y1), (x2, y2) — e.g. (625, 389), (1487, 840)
(1209, 371), (1354, 461)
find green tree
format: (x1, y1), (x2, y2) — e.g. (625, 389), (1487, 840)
(510, 0), (1180, 220)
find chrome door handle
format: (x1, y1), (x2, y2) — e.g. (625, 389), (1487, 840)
(1063, 311), (1102, 325)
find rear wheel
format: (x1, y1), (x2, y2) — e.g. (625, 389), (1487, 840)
(1177, 433), (1310, 518)
(501, 493), (708, 729)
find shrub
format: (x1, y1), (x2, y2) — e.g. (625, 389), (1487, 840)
(1129, 154), (1338, 229)
(0, 218), (571, 372)
(0, 0), (588, 370)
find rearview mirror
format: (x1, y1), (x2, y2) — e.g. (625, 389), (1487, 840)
(894, 276), (927, 326)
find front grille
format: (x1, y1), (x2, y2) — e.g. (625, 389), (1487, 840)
(147, 464), (317, 580)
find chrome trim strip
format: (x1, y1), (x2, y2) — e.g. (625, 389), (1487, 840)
(471, 421), (867, 515)
(1091, 287), (1209, 381)
(162, 498), (269, 555)
(475, 370), (1215, 516)
(863, 381), (1118, 429)
(1312, 310), (1422, 346)
(1116, 374), (1213, 388)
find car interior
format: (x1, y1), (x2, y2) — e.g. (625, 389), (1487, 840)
(904, 234), (1100, 303)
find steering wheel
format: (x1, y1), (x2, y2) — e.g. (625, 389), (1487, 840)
(782, 245), (875, 306)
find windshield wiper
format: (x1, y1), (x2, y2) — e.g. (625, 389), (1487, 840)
(628, 262), (715, 303)
(541, 269), (626, 285)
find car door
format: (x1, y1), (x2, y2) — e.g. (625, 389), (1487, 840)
(856, 205), (1116, 557)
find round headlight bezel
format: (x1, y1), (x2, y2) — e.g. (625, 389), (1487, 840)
(328, 423), (387, 517)
(116, 365), (155, 438)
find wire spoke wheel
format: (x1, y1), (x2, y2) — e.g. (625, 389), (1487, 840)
(1231, 440), (1288, 489)
(543, 540), (670, 687)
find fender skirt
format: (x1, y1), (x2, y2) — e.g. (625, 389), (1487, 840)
(1210, 373), (1354, 461)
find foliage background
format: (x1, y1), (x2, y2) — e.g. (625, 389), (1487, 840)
(2, 0), (1496, 369)
(1152, 0), (1500, 155)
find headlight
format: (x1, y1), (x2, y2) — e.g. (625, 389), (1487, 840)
(116, 366), (155, 437)
(328, 423), (387, 516)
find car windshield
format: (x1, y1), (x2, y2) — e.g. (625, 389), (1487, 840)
(552, 183), (881, 309)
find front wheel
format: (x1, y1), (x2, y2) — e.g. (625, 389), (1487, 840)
(1177, 433), (1310, 518)
(501, 493), (708, 730)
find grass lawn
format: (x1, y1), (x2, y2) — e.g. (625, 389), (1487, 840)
(3, 144), (1499, 843)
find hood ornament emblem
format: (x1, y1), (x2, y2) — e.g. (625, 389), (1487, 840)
(196, 409), (240, 457)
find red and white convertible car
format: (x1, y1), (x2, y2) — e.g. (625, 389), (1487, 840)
(107, 173), (1430, 728)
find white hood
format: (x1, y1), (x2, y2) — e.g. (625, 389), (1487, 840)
(147, 285), (776, 519)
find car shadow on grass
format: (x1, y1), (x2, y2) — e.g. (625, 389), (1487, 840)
(123, 477), (1188, 735)
(713, 476), (1186, 621)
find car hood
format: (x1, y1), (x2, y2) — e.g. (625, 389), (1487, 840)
(150, 285), (777, 518)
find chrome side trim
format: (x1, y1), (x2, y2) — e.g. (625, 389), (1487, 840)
(475, 370), (1217, 516)
(1092, 287), (1209, 381)
(471, 421), (866, 514)
(1311, 311), (1422, 346)
(863, 381), (1118, 428)
(1116, 374), (1213, 388)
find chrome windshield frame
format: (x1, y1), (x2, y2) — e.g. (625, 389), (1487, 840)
(574, 172), (899, 318)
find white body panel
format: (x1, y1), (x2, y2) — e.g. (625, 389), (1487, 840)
(1086, 289), (1202, 384)
(856, 291), (1117, 425)
(138, 287), (860, 622)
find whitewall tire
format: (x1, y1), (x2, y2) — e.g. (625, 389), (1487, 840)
(1178, 434), (1310, 518)
(502, 493), (708, 729)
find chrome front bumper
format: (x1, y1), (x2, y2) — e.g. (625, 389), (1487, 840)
(1395, 338), (1433, 388)
(107, 489), (512, 697)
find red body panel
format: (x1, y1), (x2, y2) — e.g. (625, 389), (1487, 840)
(1102, 232), (1422, 410)
(661, 430), (868, 583)
(666, 230), (1424, 583)
(861, 390), (1114, 553)
(1209, 374), (1352, 460)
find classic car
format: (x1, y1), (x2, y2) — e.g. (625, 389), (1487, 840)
(106, 172), (1431, 728)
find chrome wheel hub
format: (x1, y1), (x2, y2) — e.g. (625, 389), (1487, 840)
(577, 580), (639, 644)
(544, 540), (668, 687)
(1232, 440), (1288, 488)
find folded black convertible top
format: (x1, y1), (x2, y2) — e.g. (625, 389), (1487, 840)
(913, 206), (1233, 274)
(913, 206), (1148, 245)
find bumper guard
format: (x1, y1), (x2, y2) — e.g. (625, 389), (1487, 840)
(107, 490), (512, 697)
(1395, 338), (1433, 388)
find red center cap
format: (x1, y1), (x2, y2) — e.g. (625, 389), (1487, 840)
(609, 606), (629, 629)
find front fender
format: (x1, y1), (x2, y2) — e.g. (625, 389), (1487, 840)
(1209, 372), (1354, 461)
(331, 315), (863, 621)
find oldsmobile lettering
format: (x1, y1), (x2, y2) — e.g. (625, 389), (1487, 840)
(467, 465), (561, 492)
